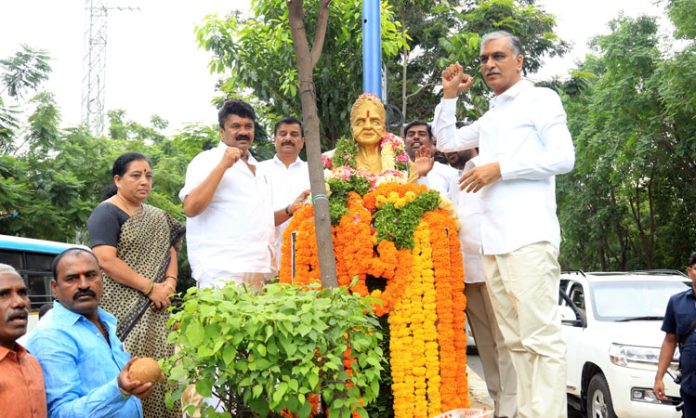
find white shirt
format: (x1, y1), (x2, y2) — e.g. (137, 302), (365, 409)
(417, 161), (459, 197)
(257, 155), (310, 268)
(451, 164), (485, 284)
(179, 142), (275, 287)
(433, 79), (575, 255)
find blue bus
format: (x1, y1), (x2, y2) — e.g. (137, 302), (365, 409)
(0, 234), (88, 329)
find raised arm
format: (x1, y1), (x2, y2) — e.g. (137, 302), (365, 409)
(182, 146), (241, 217)
(432, 62), (479, 153)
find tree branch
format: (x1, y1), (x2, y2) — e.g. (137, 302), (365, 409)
(406, 79), (434, 100)
(310, 0), (331, 68)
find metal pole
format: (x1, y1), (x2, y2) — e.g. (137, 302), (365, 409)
(362, 0), (382, 98)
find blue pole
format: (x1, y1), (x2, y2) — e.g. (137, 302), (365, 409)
(362, 0), (382, 98)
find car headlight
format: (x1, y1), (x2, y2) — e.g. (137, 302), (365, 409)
(609, 343), (660, 369)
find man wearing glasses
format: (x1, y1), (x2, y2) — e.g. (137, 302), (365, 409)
(432, 30), (575, 417)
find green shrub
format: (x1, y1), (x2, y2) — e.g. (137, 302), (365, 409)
(163, 283), (385, 418)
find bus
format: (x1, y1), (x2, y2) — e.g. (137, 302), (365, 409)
(0, 234), (88, 330)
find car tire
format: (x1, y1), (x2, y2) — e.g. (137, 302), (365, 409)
(586, 373), (617, 418)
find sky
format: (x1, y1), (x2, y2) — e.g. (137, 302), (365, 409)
(0, 0), (668, 135)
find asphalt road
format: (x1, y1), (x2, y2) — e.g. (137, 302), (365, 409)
(467, 353), (584, 418)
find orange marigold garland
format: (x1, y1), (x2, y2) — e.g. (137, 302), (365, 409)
(280, 203), (320, 285)
(446, 213), (469, 404)
(425, 210), (469, 410)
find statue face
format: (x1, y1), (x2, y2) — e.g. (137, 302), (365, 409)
(351, 100), (385, 146)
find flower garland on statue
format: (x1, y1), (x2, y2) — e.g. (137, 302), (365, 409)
(278, 130), (470, 415)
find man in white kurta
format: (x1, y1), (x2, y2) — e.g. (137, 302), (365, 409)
(257, 117), (310, 270)
(433, 31), (575, 418)
(452, 149), (517, 418)
(179, 99), (275, 290)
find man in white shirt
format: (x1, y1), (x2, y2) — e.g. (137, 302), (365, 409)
(403, 120), (458, 197)
(179, 99), (275, 290)
(257, 117), (310, 269)
(453, 148), (517, 418)
(432, 31), (575, 418)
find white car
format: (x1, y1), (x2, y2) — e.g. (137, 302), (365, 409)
(559, 271), (689, 418)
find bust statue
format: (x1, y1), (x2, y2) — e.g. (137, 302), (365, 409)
(351, 94), (387, 174)
(349, 94), (419, 182)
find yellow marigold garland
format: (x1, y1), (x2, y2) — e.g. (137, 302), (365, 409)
(416, 221), (443, 417)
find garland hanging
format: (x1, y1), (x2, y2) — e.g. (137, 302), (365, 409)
(279, 131), (469, 416)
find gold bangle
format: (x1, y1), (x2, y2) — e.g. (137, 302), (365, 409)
(165, 275), (177, 283)
(145, 281), (155, 296)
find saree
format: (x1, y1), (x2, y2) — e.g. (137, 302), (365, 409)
(99, 204), (184, 418)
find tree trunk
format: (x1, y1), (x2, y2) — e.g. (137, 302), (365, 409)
(287, 0), (338, 288)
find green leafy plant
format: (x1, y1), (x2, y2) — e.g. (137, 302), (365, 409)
(163, 283), (385, 418)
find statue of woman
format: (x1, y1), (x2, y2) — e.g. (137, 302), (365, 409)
(350, 94), (428, 182)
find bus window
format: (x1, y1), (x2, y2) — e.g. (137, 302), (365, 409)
(27, 273), (53, 309)
(0, 249), (24, 269)
(26, 253), (54, 272)
(0, 235), (88, 329)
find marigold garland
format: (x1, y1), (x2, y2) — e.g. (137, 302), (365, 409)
(279, 180), (469, 415)
(424, 210), (469, 410)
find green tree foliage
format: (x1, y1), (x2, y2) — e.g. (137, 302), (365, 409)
(387, 0), (568, 122)
(557, 13), (696, 270)
(0, 45), (52, 153)
(0, 44), (51, 98)
(195, 0), (408, 148)
(0, 45), (282, 290)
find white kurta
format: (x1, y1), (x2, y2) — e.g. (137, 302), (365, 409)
(433, 79), (575, 255)
(257, 155), (310, 268)
(179, 142), (275, 288)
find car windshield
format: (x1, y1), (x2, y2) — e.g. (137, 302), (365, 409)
(590, 279), (691, 321)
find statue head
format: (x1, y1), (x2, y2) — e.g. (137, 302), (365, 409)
(350, 93), (386, 147)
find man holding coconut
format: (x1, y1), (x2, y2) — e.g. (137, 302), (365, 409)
(26, 248), (156, 417)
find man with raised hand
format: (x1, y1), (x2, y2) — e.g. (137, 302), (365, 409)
(432, 30), (575, 417)
(403, 119), (459, 198)
(180, 99), (275, 290)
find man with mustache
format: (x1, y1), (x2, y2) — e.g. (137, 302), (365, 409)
(0, 263), (47, 417)
(26, 248), (153, 417)
(180, 99), (275, 290)
(432, 30), (575, 417)
(257, 116), (310, 269)
(404, 120), (459, 197)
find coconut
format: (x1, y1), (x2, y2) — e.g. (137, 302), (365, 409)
(129, 357), (164, 384)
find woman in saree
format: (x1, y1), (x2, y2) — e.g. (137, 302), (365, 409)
(87, 152), (184, 418)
